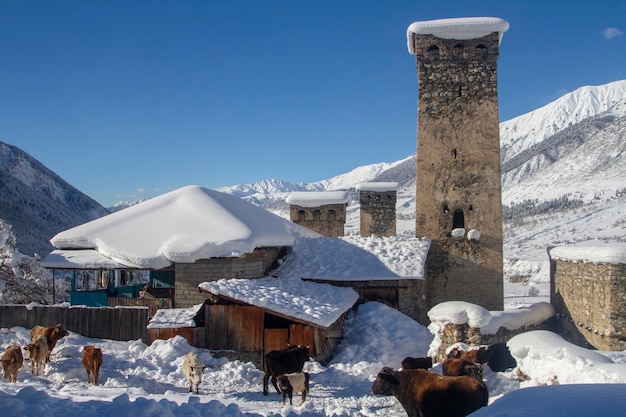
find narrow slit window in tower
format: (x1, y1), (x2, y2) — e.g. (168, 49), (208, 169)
(452, 209), (465, 229)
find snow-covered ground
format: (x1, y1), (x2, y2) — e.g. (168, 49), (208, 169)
(2, 234), (626, 416)
(2, 301), (626, 417)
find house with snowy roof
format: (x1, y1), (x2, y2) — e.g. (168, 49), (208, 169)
(42, 185), (319, 311)
(41, 185), (360, 363)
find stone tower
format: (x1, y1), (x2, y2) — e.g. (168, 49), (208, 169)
(407, 17), (509, 313)
(356, 182), (398, 237)
(285, 191), (349, 237)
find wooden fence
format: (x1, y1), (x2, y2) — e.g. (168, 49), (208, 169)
(0, 304), (150, 344)
(109, 297), (171, 319)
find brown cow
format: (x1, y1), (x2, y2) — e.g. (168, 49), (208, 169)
(24, 336), (49, 375)
(448, 343), (517, 372)
(371, 367), (488, 417)
(82, 345), (103, 386)
(83, 345), (102, 385)
(442, 358), (485, 381)
(30, 324), (69, 362)
(1, 344), (24, 383)
(447, 346), (489, 363)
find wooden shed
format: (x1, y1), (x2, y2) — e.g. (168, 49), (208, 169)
(147, 302), (206, 346)
(199, 277), (359, 368)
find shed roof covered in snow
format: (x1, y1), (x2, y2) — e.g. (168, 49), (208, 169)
(407, 17), (509, 54)
(199, 277), (359, 329)
(285, 191), (350, 208)
(45, 185), (318, 270)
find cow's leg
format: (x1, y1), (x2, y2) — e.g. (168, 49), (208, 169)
(263, 372), (270, 395)
(271, 375), (281, 394)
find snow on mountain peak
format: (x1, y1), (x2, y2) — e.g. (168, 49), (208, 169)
(500, 79), (626, 161)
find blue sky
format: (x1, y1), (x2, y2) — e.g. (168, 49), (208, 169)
(1, 1), (624, 207)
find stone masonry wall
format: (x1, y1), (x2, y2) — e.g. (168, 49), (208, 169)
(359, 190), (397, 237)
(289, 203), (346, 237)
(175, 247), (284, 308)
(433, 321), (552, 364)
(551, 258), (626, 351)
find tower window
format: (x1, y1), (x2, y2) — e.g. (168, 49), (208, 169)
(452, 209), (465, 229)
(475, 44), (488, 58)
(453, 43), (464, 58)
(427, 44), (440, 59)
(297, 210), (306, 221)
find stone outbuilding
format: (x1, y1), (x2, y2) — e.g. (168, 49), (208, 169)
(356, 182), (398, 237)
(549, 242), (626, 351)
(285, 191), (349, 237)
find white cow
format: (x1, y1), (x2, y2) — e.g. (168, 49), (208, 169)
(181, 352), (205, 394)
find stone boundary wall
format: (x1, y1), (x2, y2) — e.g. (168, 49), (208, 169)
(550, 258), (626, 351)
(432, 321), (554, 364)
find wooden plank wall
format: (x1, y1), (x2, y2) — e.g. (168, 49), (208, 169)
(263, 328), (289, 358)
(205, 305), (264, 351)
(148, 328), (195, 345)
(0, 304), (149, 343)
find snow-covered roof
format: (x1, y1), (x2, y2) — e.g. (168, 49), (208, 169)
(355, 182), (399, 192)
(285, 190), (350, 207)
(42, 249), (131, 269)
(49, 185), (318, 270)
(147, 303), (204, 329)
(407, 17), (509, 54)
(548, 241), (626, 264)
(199, 276), (359, 329)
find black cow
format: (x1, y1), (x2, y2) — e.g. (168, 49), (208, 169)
(401, 356), (433, 370)
(263, 344), (310, 395)
(485, 343), (517, 372)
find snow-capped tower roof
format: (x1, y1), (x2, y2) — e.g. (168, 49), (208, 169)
(407, 17), (510, 54)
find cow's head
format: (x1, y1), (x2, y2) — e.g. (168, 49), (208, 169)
(371, 367), (399, 396)
(52, 324), (69, 340)
(277, 375), (291, 392)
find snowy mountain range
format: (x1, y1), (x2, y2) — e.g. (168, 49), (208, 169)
(1, 80), (624, 286)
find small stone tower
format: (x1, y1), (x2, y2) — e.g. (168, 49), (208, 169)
(356, 182), (398, 237)
(407, 17), (509, 313)
(285, 191), (349, 237)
